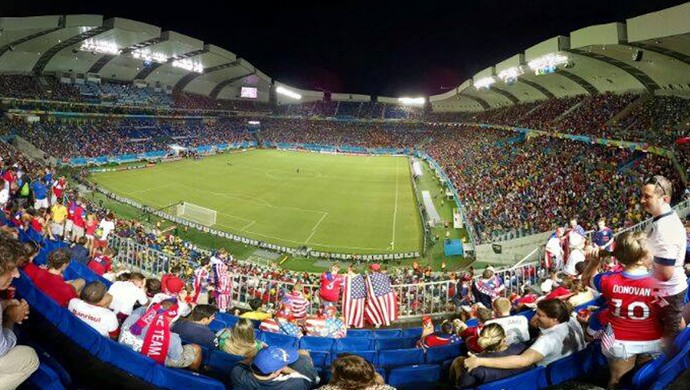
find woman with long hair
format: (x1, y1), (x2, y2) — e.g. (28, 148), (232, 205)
(217, 318), (265, 358)
(320, 354), (394, 390)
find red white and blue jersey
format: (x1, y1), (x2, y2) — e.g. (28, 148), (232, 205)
(591, 271), (663, 342)
(593, 227), (614, 251)
(319, 272), (343, 302)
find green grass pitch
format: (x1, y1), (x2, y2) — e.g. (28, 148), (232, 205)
(90, 149), (423, 254)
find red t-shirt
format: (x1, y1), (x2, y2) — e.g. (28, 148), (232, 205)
(31, 268), (77, 307)
(73, 206), (86, 228)
(87, 255), (112, 276)
(460, 325), (483, 353)
(85, 220), (98, 235)
(591, 271), (663, 341)
(545, 286), (573, 300)
(319, 272), (343, 302)
(23, 262), (42, 280)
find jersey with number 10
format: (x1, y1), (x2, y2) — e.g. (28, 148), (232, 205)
(591, 272), (662, 341)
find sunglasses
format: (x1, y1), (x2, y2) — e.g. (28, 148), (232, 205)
(644, 176), (668, 197)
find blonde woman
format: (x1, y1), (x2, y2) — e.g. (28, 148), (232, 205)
(217, 318), (266, 358)
(320, 354), (394, 390)
(84, 214), (98, 255)
(449, 323), (529, 388)
(582, 231), (663, 389)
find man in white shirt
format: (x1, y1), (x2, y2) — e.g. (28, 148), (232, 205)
(641, 175), (688, 343)
(486, 297), (529, 345)
(544, 228), (564, 272)
(0, 179), (9, 209)
(108, 272), (148, 318)
(68, 281), (119, 338)
(94, 213), (116, 252)
(464, 299), (586, 371)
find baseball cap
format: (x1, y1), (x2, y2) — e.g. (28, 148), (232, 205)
(252, 346), (299, 375)
(370, 263), (381, 272)
(162, 275), (185, 294)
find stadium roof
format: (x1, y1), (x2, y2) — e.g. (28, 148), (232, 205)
(0, 15), (271, 101)
(0, 3), (689, 109)
(429, 2), (690, 111)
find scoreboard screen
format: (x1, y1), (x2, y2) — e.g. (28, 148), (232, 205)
(240, 87), (258, 99)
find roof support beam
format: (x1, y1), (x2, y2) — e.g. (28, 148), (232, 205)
(566, 48), (660, 92)
(557, 71), (599, 95)
(491, 86), (520, 104)
(209, 72), (255, 99)
(625, 42), (690, 68)
(32, 26), (112, 74)
(459, 93), (491, 110)
(518, 78), (556, 99)
(0, 26), (63, 60)
(173, 59), (241, 92)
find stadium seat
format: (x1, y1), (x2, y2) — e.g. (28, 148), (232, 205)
(401, 327), (423, 338)
(331, 350), (378, 366)
(208, 319), (227, 333)
(375, 336), (417, 351)
(309, 350), (331, 368)
(215, 313), (239, 328)
(207, 350), (244, 380)
(649, 341), (690, 390)
(25, 363), (66, 390)
(162, 368), (226, 390)
(346, 329), (372, 338)
(387, 364), (441, 390)
(425, 343), (463, 364)
(299, 336), (335, 352)
(261, 331), (299, 350)
(629, 356), (667, 390)
(477, 366), (548, 390)
(373, 329), (402, 338)
(546, 346), (593, 385)
(377, 348), (425, 368)
(334, 337), (374, 352)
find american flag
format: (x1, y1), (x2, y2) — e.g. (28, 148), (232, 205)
(364, 273), (399, 327)
(601, 323), (615, 351)
(342, 274), (367, 328)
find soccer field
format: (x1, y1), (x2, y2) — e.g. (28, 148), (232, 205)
(90, 150), (423, 254)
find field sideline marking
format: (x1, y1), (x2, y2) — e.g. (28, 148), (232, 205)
(391, 158), (399, 250)
(304, 212), (328, 243)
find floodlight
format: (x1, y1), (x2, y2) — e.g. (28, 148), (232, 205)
(497, 67), (524, 83)
(528, 53), (569, 75)
(474, 77), (496, 90)
(276, 86), (302, 100)
(398, 97), (425, 105)
(172, 59), (203, 73)
(132, 49), (168, 64)
(80, 40), (120, 55)
(248, 121), (260, 125)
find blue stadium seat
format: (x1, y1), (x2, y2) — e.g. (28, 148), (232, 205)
(25, 363), (66, 390)
(208, 319), (227, 333)
(373, 329), (402, 338)
(346, 329), (372, 338)
(19, 338), (73, 388)
(401, 327), (423, 338)
(425, 343), (463, 364)
(300, 336), (335, 352)
(309, 350), (331, 368)
(649, 341), (690, 390)
(261, 331), (299, 350)
(162, 368), (227, 390)
(375, 336), (417, 351)
(377, 348), (425, 368)
(630, 356), (667, 390)
(215, 313), (239, 328)
(387, 364), (441, 390)
(207, 350), (244, 379)
(334, 337), (374, 352)
(331, 350), (378, 366)
(546, 346), (593, 385)
(477, 366), (548, 390)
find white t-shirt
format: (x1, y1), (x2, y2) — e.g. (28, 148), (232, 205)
(68, 298), (119, 337)
(564, 249), (585, 276)
(485, 315), (530, 345)
(108, 281), (148, 316)
(97, 219), (116, 240)
(529, 315), (586, 366)
(647, 205), (688, 296)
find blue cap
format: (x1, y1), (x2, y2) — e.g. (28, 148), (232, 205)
(252, 346), (299, 375)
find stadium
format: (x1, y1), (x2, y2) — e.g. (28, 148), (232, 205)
(0, 1), (689, 389)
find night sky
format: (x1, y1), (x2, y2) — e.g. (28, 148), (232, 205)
(1, 0), (688, 96)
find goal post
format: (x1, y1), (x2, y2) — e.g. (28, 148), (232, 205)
(176, 202), (217, 227)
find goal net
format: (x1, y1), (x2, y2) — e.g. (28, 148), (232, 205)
(176, 202), (217, 227)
